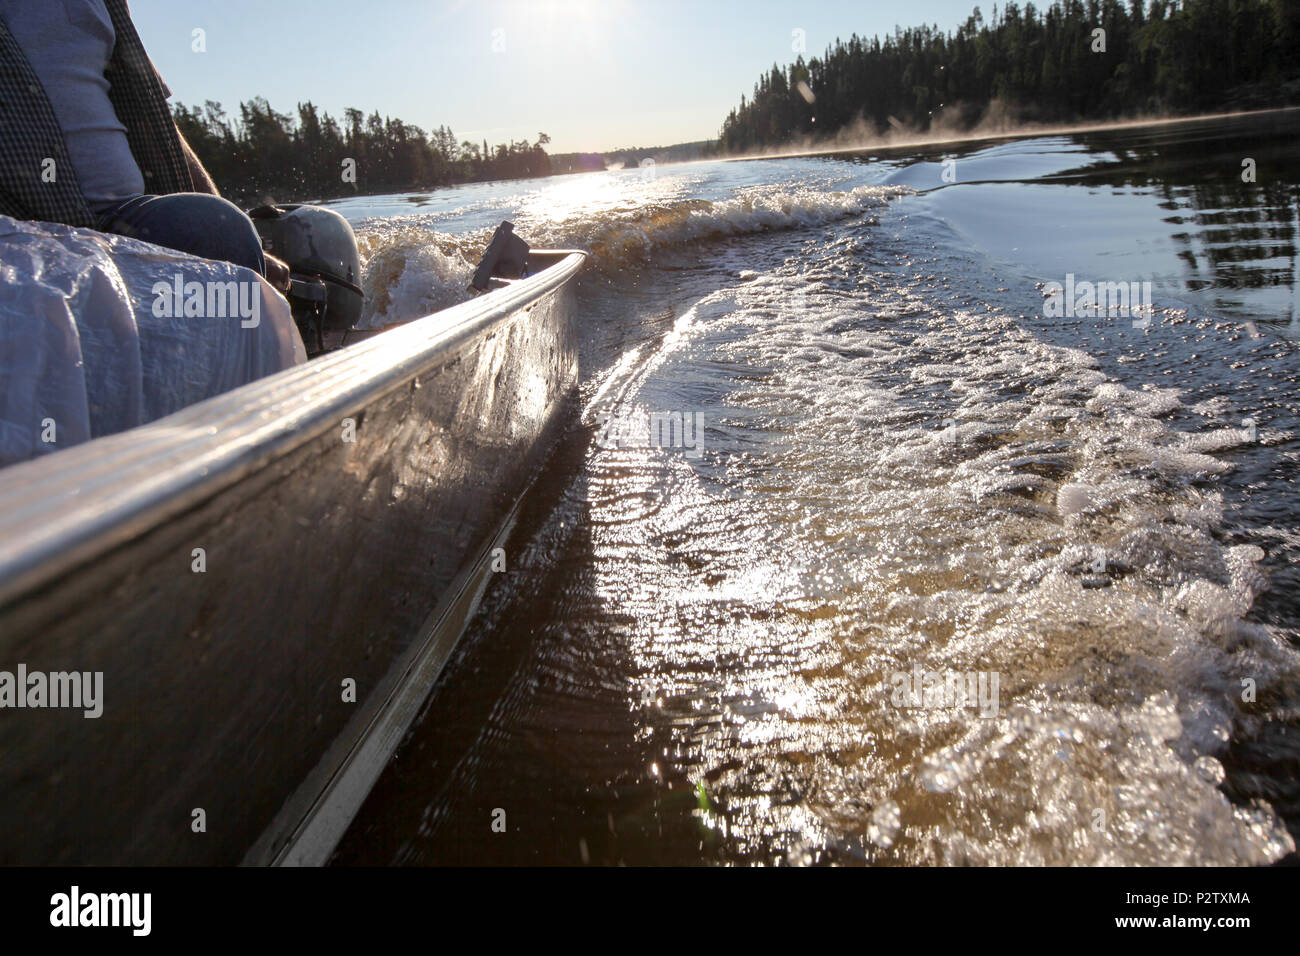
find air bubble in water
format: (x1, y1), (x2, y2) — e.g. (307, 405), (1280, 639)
(1194, 755), (1226, 785)
(920, 760), (962, 793)
(868, 799), (901, 847)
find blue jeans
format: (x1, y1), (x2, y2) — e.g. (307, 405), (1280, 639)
(95, 193), (266, 276)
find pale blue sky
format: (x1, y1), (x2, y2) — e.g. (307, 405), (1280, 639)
(132, 0), (985, 153)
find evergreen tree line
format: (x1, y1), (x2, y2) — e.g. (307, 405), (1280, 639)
(172, 98), (554, 202)
(719, 0), (1300, 152)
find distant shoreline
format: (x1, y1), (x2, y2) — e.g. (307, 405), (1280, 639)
(708, 106), (1300, 165)
(291, 107), (1298, 208)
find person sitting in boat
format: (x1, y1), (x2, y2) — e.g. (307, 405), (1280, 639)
(0, 0), (289, 290)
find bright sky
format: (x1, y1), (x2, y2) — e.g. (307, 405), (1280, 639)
(132, 0), (985, 154)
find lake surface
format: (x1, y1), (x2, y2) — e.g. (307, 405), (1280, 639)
(330, 110), (1300, 865)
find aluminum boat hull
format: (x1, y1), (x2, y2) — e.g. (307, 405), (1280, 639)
(0, 250), (585, 865)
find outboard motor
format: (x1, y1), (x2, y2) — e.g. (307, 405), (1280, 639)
(470, 221), (530, 292)
(249, 204), (364, 354)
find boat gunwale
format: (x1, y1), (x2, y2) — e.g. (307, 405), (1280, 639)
(0, 249), (586, 608)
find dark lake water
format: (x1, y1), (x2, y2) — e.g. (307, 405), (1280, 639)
(331, 109), (1300, 865)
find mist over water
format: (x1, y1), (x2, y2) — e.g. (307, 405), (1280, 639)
(331, 110), (1300, 865)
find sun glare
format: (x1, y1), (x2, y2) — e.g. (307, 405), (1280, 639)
(504, 0), (621, 52)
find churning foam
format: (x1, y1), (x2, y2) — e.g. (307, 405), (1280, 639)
(572, 257), (1297, 865)
(351, 184), (909, 327)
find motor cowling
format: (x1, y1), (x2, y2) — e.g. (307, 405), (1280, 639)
(249, 204), (364, 352)
(470, 221), (530, 291)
